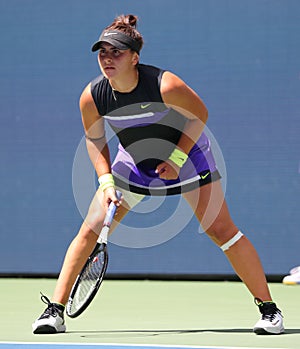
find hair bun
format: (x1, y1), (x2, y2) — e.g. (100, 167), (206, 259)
(103, 14), (143, 52)
(125, 14), (138, 28)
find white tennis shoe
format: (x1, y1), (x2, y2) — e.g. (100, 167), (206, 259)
(32, 293), (66, 334)
(253, 298), (284, 335)
(282, 266), (300, 285)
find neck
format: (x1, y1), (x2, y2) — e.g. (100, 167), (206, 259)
(110, 69), (139, 93)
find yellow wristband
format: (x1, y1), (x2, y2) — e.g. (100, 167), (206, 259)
(168, 148), (188, 168)
(98, 173), (115, 191)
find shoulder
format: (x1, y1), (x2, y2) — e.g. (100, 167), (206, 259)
(160, 71), (188, 95)
(79, 81), (105, 134)
(161, 71), (199, 104)
(90, 74), (110, 99)
(160, 71), (208, 120)
(138, 64), (165, 81)
(90, 74), (107, 89)
(79, 82), (99, 117)
(82, 75), (111, 116)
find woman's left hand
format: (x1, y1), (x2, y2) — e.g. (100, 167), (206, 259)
(155, 160), (180, 180)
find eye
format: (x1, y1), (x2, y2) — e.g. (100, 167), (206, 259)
(99, 48), (106, 57)
(112, 49), (121, 57)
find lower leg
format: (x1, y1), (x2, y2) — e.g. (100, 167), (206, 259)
(223, 234), (272, 301)
(183, 182), (272, 301)
(52, 222), (99, 305)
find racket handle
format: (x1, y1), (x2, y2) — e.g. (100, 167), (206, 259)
(103, 190), (122, 227)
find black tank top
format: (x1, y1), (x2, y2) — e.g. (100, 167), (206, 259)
(90, 64), (186, 168)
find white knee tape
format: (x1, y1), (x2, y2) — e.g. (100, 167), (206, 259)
(220, 231), (244, 251)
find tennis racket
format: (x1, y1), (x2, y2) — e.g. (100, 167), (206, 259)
(66, 190), (121, 318)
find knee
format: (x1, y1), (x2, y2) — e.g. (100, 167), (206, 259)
(219, 230), (244, 251)
(205, 220), (239, 246)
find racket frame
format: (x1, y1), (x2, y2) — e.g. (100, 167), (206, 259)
(66, 191), (121, 318)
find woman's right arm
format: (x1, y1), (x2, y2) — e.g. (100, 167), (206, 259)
(79, 83), (119, 207)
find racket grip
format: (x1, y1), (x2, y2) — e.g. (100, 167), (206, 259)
(103, 190), (122, 227)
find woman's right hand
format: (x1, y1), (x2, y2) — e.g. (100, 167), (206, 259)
(102, 186), (122, 211)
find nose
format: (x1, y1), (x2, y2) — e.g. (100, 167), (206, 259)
(103, 51), (114, 63)
(105, 57), (113, 64)
(98, 51), (113, 64)
(105, 52), (113, 60)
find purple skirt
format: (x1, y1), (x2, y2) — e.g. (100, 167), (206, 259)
(112, 132), (221, 196)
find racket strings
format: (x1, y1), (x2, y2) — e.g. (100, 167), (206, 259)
(66, 195), (121, 318)
(68, 246), (107, 314)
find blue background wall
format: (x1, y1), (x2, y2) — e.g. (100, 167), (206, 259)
(0, 0), (299, 276)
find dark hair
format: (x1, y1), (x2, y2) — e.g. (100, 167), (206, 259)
(105, 14), (143, 52)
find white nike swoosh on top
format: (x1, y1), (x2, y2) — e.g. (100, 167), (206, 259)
(104, 32), (118, 36)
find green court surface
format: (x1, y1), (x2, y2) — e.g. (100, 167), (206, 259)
(0, 278), (299, 348)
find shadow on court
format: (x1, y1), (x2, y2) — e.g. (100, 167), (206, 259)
(67, 328), (300, 338)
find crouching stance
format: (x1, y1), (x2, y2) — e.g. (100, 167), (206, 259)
(32, 14), (284, 335)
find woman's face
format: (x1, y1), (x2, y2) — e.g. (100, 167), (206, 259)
(98, 43), (138, 80)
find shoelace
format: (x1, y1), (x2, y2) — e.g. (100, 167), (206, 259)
(261, 311), (277, 321)
(254, 297), (281, 321)
(39, 293), (60, 318)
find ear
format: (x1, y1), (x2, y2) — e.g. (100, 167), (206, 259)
(132, 52), (139, 66)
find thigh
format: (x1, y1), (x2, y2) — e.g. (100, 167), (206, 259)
(183, 180), (237, 244)
(85, 186), (145, 235)
(109, 186), (145, 232)
(84, 188), (107, 235)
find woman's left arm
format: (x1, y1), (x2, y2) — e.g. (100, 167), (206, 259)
(156, 71), (208, 179)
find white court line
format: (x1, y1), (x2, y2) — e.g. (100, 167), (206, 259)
(0, 342), (285, 349)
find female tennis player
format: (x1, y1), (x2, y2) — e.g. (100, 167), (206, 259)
(32, 14), (284, 335)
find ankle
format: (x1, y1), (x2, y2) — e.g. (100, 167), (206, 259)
(53, 302), (65, 312)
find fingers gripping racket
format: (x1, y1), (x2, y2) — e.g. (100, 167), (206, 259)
(66, 191), (121, 318)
